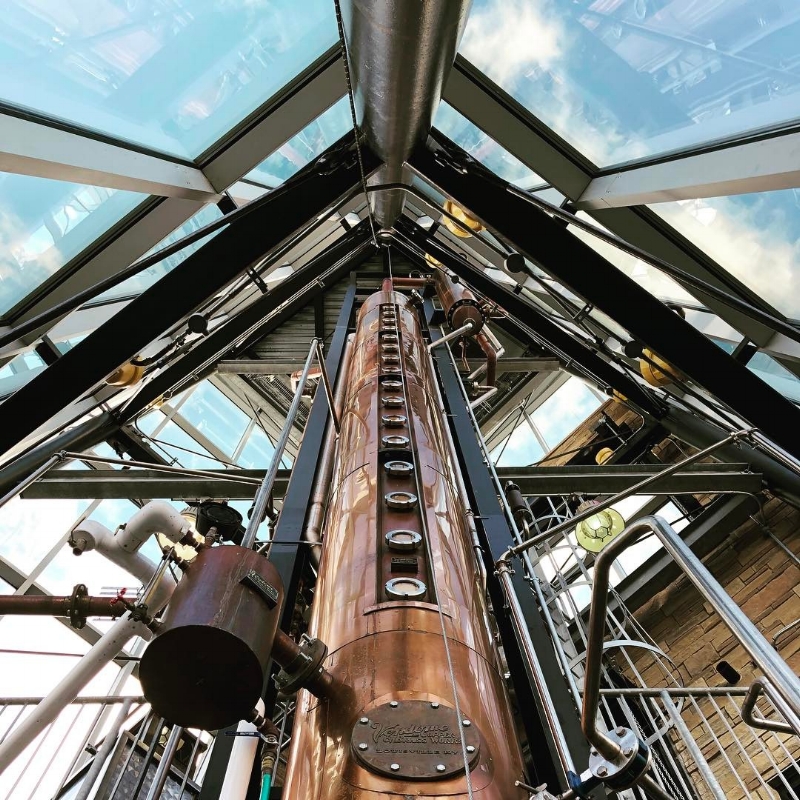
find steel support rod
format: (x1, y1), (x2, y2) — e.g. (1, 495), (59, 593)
(63, 452), (263, 485)
(241, 339), (319, 549)
(313, 339), (340, 435)
(427, 321), (475, 351)
(659, 690), (726, 800)
(145, 725), (183, 800)
(0, 452), (62, 510)
(504, 428), (752, 558)
(584, 515), (800, 762)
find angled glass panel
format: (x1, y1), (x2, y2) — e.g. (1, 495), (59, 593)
(652, 189), (800, 320)
(94, 204), (224, 302)
(245, 97), (351, 187)
(433, 103), (544, 188)
(532, 378), (602, 449)
(177, 382), (250, 456)
(492, 425), (545, 468)
(462, 1), (800, 166)
(0, 1), (337, 158)
(747, 352), (800, 403)
(0, 172), (145, 317)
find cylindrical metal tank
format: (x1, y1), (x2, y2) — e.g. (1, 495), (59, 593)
(434, 270), (486, 334)
(139, 545), (283, 730)
(282, 289), (526, 797)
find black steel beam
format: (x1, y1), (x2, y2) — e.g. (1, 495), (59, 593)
(497, 463), (763, 496)
(0, 138), (376, 460)
(20, 468), (288, 501)
(428, 313), (598, 795)
(410, 138), (800, 458)
(393, 221), (662, 419)
(121, 223), (376, 420)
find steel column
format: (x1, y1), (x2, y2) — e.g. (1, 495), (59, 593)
(429, 310), (598, 795)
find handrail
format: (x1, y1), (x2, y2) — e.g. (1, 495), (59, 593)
(741, 676), (800, 735)
(584, 516), (800, 764)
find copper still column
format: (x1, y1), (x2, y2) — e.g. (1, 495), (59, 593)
(282, 288), (526, 797)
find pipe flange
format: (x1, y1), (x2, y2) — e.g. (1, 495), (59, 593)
(385, 530), (422, 551)
(382, 435), (410, 448)
(385, 491), (418, 510)
(588, 728), (651, 791)
(380, 380), (403, 391)
(382, 414), (407, 428)
(273, 636), (329, 696)
(68, 583), (89, 629)
(382, 366), (402, 374)
(382, 396), (405, 408)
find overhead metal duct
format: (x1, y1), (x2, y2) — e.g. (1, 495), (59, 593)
(341, 0), (472, 228)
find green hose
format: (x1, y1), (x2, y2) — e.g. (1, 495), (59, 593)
(259, 774), (272, 800)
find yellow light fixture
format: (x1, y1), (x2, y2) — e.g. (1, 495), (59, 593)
(595, 447), (614, 465)
(156, 508), (202, 562)
(611, 389), (628, 404)
(425, 253), (443, 268)
(574, 500), (626, 553)
(639, 348), (684, 387)
(106, 362), (145, 387)
(442, 200), (483, 238)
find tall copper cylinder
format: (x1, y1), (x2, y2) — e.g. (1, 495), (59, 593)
(282, 290), (526, 797)
(140, 545), (283, 730)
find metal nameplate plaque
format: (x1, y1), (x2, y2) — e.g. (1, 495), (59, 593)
(390, 556), (419, 573)
(351, 699), (480, 780)
(241, 570), (279, 608)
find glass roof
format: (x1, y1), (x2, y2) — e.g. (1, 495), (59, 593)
(0, 171), (145, 317)
(0, 0), (337, 159)
(245, 97), (351, 188)
(461, 0), (800, 167)
(433, 102), (544, 188)
(652, 189), (800, 320)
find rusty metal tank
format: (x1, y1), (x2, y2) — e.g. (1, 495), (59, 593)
(282, 289), (526, 797)
(139, 545), (283, 730)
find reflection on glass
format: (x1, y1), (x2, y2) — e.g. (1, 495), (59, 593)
(571, 212), (695, 305)
(245, 97), (351, 187)
(747, 352), (800, 403)
(95, 205), (224, 302)
(433, 103), (544, 188)
(0, 172), (144, 316)
(653, 190), (800, 320)
(178, 382), (249, 456)
(462, 0), (800, 166)
(0, 0), (337, 158)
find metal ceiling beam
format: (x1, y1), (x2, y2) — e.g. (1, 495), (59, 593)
(119, 221), (376, 421)
(0, 114), (218, 200)
(21, 468), (288, 501)
(410, 140), (800, 458)
(0, 138), (374, 461)
(496, 463), (762, 496)
(577, 132), (800, 210)
(393, 220), (663, 417)
(441, 60), (778, 345)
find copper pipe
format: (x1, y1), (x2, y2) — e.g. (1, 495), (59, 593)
(381, 277), (394, 292)
(476, 332), (497, 386)
(433, 270), (485, 333)
(282, 289), (526, 798)
(391, 277), (429, 289)
(0, 594), (125, 620)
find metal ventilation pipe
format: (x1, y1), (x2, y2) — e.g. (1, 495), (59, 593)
(341, 0), (472, 229)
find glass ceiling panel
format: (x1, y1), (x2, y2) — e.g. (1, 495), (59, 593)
(0, 0), (337, 159)
(461, 0), (800, 167)
(652, 189), (800, 320)
(245, 97), (351, 187)
(748, 352), (800, 403)
(433, 103), (544, 189)
(94, 204), (224, 302)
(0, 172), (145, 317)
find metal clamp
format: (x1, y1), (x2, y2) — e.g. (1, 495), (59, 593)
(273, 635), (329, 695)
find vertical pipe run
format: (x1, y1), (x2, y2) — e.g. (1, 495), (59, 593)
(145, 725), (183, 800)
(242, 339), (319, 549)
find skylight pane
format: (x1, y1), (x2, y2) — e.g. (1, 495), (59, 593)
(178, 382), (249, 456)
(651, 190), (800, 320)
(533, 378), (602, 449)
(0, 0), (337, 158)
(0, 172), (145, 317)
(433, 103), (544, 188)
(461, 0), (800, 167)
(245, 97), (351, 187)
(747, 353), (800, 403)
(94, 204), (224, 302)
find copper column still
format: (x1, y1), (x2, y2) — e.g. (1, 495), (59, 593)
(282, 288), (526, 797)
